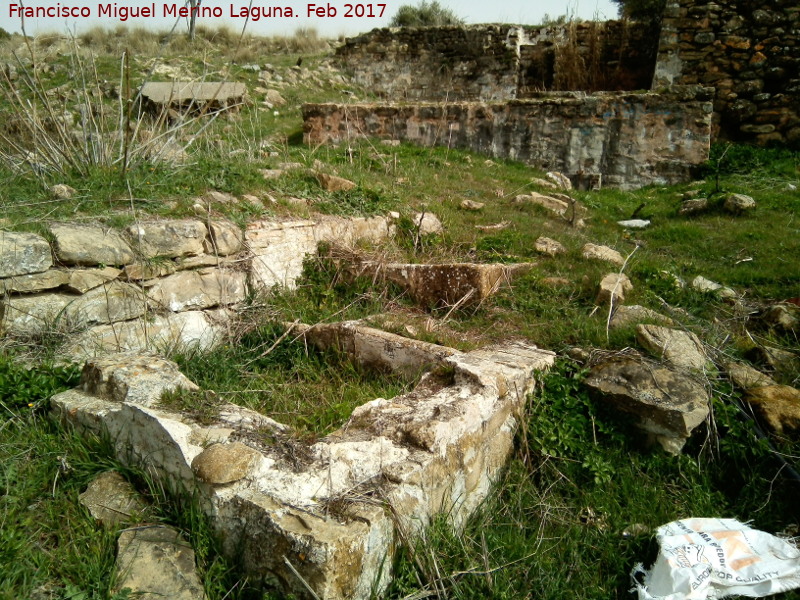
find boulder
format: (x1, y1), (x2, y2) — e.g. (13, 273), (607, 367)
(115, 526), (207, 600)
(412, 212), (443, 236)
(585, 359), (710, 453)
(191, 442), (261, 484)
(762, 304), (799, 333)
(546, 171), (572, 190)
(723, 361), (777, 390)
(691, 276), (736, 299)
(48, 223), (134, 267)
(317, 173), (356, 192)
(125, 220), (207, 259)
(636, 325), (709, 371)
(744, 385), (800, 434)
(723, 193), (756, 214)
(678, 197), (709, 216)
(147, 268), (247, 312)
(460, 199), (485, 211)
(582, 243), (625, 267)
(0, 230), (53, 277)
(534, 236), (566, 257)
(609, 305), (673, 329)
(79, 471), (148, 526)
(51, 184), (76, 199)
(514, 192), (569, 216)
(596, 273), (633, 305)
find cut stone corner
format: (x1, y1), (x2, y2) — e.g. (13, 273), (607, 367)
(50, 321), (555, 600)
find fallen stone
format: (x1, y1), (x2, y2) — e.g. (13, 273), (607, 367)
(748, 346), (800, 381)
(597, 273), (633, 305)
(617, 219), (650, 229)
(317, 172), (356, 192)
(723, 193), (756, 214)
(140, 81), (246, 115)
(0, 230), (53, 277)
(475, 221), (510, 232)
(264, 89), (286, 107)
(148, 268), (247, 312)
(126, 220), (207, 259)
(585, 358), (710, 453)
(192, 442), (261, 484)
(204, 221), (243, 256)
(609, 305), (674, 329)
(259, 169), (284, 180)
(744, 385), (800, 434)
(636, 325), (709, 372)
(546, 171), (572, 190)
(723, 361), (777, 390)
(51, 183), (76, 199)
(79, 471), (148, 526)
(64, 310), (231, 360)
(691, 276), (737, 299)
(678, 197), (709, 216)
(64, 267), (121, 294)
(278, 162), (304, 170)
(582, 243), (625, 267)
(534, 236), (566, 257)
(762, 304), (799, 333)
(460, 199), (484, 211)
(514, 192), (569, 216)
(0, 270), (69, 294)
(203, 190), (237, 205)
(531, 177), (558, 190)
(115, 525), (207, 600)
(413, 212), (443, 235)
(49, 223), (134, 267)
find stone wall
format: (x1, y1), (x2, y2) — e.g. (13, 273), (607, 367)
(337, 22), (658, 101)
(653, 0), (800, 146)
(303, 87), (713, 189)
(0, 216), (393, 360)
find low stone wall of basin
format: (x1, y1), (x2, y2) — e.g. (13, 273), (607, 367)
(302, 87), (714, 189)
(51, 322), (556, 599)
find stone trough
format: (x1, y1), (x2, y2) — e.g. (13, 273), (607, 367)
(51, 321), (555, 599)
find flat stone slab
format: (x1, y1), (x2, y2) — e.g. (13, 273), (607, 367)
(51, 326), (555, 599)
(147, 268), (247, 312)
(140, 81), (246, 112)
(0, 269), (69, 294)
(585, 358), (710, 453)
(115, 525), (207, 600)
(79, 471), (148, 526)
(0, 230), (52, 278)
(636, 324), (710, 372)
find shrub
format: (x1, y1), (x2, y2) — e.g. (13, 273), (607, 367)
(611, 0), (667, 22)
(389, 1), (464, 27)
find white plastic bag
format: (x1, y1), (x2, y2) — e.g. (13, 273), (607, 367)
(633, 518), (800, 600)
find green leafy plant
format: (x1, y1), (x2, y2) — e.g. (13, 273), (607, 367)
(0, 356), (80, 413)
(389, 1), (464, 27)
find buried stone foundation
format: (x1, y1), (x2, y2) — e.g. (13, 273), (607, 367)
(302, 87), (713, 190)
(51, 322), (556, 599)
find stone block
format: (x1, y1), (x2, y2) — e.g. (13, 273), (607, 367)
(0, 230), (52, 278)
(48, 223), (133, 267)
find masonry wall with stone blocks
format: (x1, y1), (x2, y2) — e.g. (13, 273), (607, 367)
(337, 22), (658, 101)
(653, 0), (800, 146)
(0, 216), (393, 360)
(303, 87), (713, 189)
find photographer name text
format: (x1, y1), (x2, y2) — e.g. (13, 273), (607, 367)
(8, 2), (387, 22)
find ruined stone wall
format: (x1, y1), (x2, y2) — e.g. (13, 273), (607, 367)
(303, 87), (713, 189)
(654, 0), (800, 146)
(0, 216), (393, 361)
(337, 22), (658, 101)
(336, 25), (520, 100)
